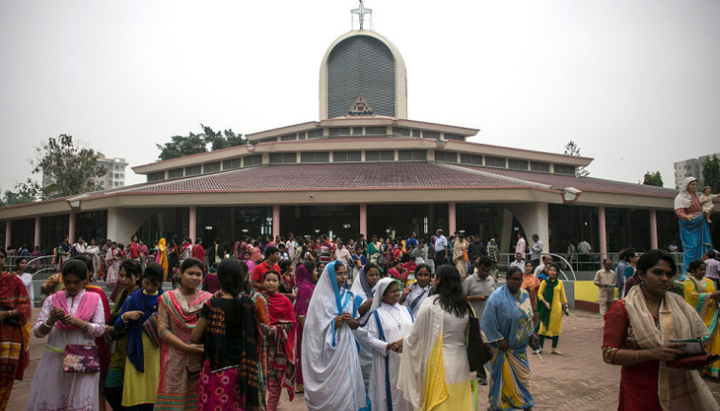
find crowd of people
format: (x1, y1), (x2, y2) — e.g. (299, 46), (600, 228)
(1, 223), (720, 410)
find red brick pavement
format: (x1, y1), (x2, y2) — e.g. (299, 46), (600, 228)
(9, 308), (720, 410)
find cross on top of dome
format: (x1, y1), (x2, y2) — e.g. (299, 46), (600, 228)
(351, 0), (372, 30)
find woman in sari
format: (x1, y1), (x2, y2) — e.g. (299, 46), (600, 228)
(367, 278), (414, 411)
(155, 238), (168, 278)
(261, 270), (297, 411)
(190, 258), (262, 411)
(603, 250), (719, 410)
(0, 249), (31, 411)
(453, 234), (469, 281)
(368, 235), (381, 265)
(278, 259), (296, 302)
(241, 260), (270, 405)
(303, 261), (369, 411)
(114, 263), (164, 411)
(156, 257), (212, 411)
(521, 261), (541, 325)
(105, 242), (121, 289)
(481, 266), (536, 411)
(537, 263), (568, 355)
(294, 262), (317, 393)
(105, 259), (142, 411)
(401, 264), (433, 317)
(25, 260), (106, 411)
(167, 238), (179, 281)
(683, 259), (720, 379)
(398, 265), (478, 411)
(350, 262), (381, 388)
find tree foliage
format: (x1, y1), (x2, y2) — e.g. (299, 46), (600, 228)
(563, 140), (590, 177)
(642, 171), (664, 187)
(0, 188), (35, 207)
(156, 124), (246, 161)
(16, 134), (107, 200)
(703, 154), (720, 193)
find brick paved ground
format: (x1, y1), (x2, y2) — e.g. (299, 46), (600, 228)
(9, 308), (720, 410)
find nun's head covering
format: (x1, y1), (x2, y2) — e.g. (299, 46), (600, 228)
(369, 278), (400, 313)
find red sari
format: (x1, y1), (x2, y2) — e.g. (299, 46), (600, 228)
(262, 290), (297, 401)
(602, 300), (662, 411)
(0, 272), (32, 410)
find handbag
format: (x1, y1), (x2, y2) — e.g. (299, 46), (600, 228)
(467, 308), (493, 373)
(62, 331), (100, 373)
(142, 312), (162, 347)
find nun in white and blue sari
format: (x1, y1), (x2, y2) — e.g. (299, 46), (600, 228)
(302, 261), (370, 411)
(351, 263), (381, 388)
(367, 278), (414, 411)
(480, 271), (536, 411)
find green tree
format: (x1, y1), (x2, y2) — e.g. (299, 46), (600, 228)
(702, 154), (720, 193)
(563, 140), (590, 177)
(16, 134), (107, 200)
(642, 171), (664, 187)
(0, 188), (36, 206)
(156, 124), (246, 160)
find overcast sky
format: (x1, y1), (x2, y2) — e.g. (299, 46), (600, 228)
(1, 0), (719, 192)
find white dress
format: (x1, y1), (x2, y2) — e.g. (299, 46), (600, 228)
(25, 290), (106, 411)
(367, 303), (414, 411)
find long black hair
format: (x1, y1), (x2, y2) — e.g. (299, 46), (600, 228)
(217, 258), (247, 297)
(433, 265), (470, 317)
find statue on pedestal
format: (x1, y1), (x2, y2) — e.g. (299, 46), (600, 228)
(674, 177), (713, 273)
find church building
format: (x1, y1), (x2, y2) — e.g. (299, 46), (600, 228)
(0, 3), (696, 259)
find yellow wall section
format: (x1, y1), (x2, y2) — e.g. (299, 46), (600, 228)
(574, 281), (619, 302)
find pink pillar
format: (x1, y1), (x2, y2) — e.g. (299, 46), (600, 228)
(34, 217), (41, 248)
(598, 206), (607, 258)
(448, 202), (457, 235)
(272, 205), (280, 238)
(68, 212), (76, 243)
(650, 209), (658, 250)
(359, 204), (368, 237)
(189, 207), (197, 240)
(4, 221), (10, 249)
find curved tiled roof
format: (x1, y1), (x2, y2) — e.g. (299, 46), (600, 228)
(126, 162), (543, 194)
(459, 165), (677, 198)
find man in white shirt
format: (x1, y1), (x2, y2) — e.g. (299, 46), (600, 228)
(510, 253), (526, 271)
(577, 240), (592, 269)
(285, 232), (297, 262)
(705, 250), (720, 289)
(530, 234), (543, 267)
(434, 229), (448, 267)
(594, 258), (616, 316)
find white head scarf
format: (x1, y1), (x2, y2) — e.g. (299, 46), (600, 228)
(674, 177), (698, 210)
(370, 278), (399, 313)
(302, 261), (368, 411)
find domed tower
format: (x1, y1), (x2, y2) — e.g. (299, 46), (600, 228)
(319, 1), (407, 120)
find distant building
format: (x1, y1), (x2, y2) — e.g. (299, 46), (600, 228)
(674, 153), (720, 189)
(42, 153), (128, 190)
(94, 154), (128, 189)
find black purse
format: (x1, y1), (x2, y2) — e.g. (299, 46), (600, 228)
(467, 308), (493, 373)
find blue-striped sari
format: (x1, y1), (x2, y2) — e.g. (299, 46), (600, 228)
(481, 285), (536, 411)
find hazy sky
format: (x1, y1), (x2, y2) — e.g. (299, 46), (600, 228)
(1, 0), (718, 192)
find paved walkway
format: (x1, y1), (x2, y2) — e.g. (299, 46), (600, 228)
(9, 308), (720, 410)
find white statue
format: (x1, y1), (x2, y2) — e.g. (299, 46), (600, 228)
(700, 186), (718, 224)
